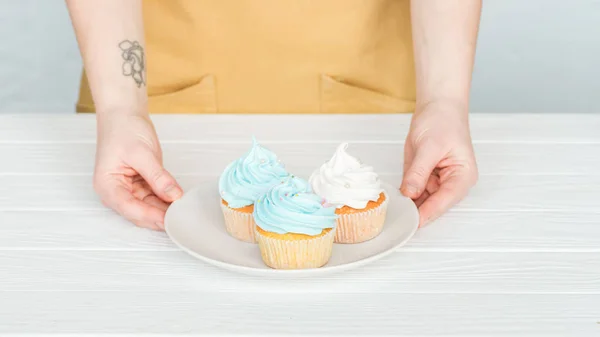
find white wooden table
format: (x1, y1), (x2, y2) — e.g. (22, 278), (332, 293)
(0, 113), (599, 336)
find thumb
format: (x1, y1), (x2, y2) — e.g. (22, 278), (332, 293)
(401, 143), (440, 199)
(131, 151), (183, 202)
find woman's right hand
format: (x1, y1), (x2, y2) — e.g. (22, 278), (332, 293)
(93, 112), (183, 231)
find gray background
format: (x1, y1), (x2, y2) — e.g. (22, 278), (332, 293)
(0, 0), (598, 113)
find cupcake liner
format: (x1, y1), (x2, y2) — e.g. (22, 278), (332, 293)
(254, 228), (335, 269)
(335, 192), (389, 244)
(220, 203), (257, 243)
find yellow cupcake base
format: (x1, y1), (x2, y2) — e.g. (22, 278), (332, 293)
(255, 227), (335, 269)
(335, 192), (389, 244)
(220, 202), (256, 243)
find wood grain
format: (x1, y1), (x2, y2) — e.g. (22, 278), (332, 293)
(1, 142), (599, 175)
(0, 292), (598, 335)
(1, 114), (599, 335)
(0, 114), (599, 143)
(0, 251), (599, 293)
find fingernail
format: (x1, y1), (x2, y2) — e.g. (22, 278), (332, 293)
(165, 185), (183, 200)
(403, 184), (419, 197)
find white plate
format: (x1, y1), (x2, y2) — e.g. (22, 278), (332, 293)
(165, 181), (419, 277)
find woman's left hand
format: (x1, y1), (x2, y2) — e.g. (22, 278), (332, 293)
(400, 100), (479, 227)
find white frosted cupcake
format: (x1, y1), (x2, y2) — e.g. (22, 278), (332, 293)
(309, 143), (388, 243)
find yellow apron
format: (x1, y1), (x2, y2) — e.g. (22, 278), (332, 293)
(77, 0), (416, 114)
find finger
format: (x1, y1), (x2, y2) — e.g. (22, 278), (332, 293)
(414, 190), (430, 207)
(425, 174), (441, 195)
(402, 141), (414, 179)
(401, 142), (441, 199)
(418, 170), (471, 227)
(131, 220), (162, 231)
(132, 179), (153, 200)
(131, 179), (170, 214)
(105, 184), (167, 230)
(412, 176), (438, 208)
(143, 194), (170, 212)
(130, 152), (183, 203)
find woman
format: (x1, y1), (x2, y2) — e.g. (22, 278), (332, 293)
(66, 0), (480, 231)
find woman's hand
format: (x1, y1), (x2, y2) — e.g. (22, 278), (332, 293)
(401, 101), (478, 227)
(93, 112), (183, 230)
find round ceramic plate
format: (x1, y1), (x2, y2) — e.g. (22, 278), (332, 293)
(165, 181), (419, 277)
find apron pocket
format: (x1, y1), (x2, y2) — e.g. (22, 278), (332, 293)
(149, 74), (217, 113)
(320, 74), (415, 113)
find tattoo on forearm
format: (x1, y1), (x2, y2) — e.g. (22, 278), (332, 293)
(119, 40), (145, 87)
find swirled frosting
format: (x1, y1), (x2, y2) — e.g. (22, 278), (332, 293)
(253, 177), (337, 235)
(309, 143), (383, 209)
(219, 137), (289, 208)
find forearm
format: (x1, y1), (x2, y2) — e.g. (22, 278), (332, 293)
(66, 0), (146, 115)
(411, 0), (482, 111)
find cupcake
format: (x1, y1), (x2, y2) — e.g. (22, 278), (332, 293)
(219, 137), (289, 243)
(309, 143), (388, 243)
(253, 177), (338, 269)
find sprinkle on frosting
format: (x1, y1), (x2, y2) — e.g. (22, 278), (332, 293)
(309, 143), (383, 209)
(219, 137), (289, 208)
(254, 177), (337, 235)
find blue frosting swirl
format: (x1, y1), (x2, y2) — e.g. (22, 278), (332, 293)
(219, 137), (289, 208)
(254, 177), (338, 235)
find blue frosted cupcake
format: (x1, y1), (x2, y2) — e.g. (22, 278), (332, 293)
(254, 177), (338, 269)
(219, 137), (289, 242)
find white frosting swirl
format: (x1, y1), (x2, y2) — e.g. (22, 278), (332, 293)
(309, 143), (383, 209)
